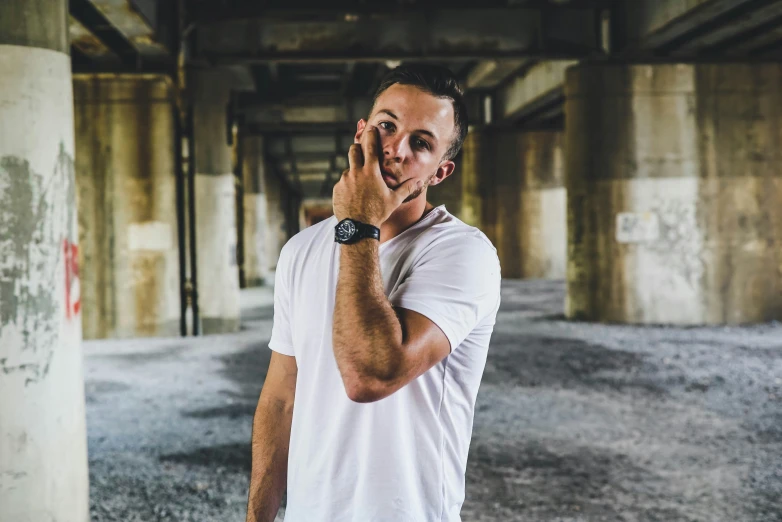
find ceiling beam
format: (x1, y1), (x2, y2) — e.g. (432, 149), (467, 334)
(197, 8), (602, 64)
(70, 0), (140, 68)
(246, 122), (357, 135)
(69, 15), (122, 65)
(465, 59), (534, 89)
(675, 1), (782, 54)
(193, 2), (613, 22)
(495, 60), (574, 124)
(640, 0), (767, 53)
(86, 0), (169, 57)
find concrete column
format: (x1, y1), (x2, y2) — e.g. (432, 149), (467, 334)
(566, 63), (782, 324)
(459, 128), (567, 280)
(486, 131), (523, 278)
(192, 69), (240, 333)
(0, 0), (89, 520)
(263, 166), (292, 276)
(241, 135), (268, 287)
(73, 75), (180, 339)
(459, 129), (487, 229)
(519, 132), (566, 279)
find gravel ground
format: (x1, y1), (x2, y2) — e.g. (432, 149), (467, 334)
(85, 280), (782, 522)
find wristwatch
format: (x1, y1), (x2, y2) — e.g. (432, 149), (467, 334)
(334, 218), (380, 244)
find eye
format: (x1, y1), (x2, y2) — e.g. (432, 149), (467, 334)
(414, 138), (430, 151)
(378, 121), (394, 131)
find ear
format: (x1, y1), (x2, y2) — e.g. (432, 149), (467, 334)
(428, 160), (456, 187)
(355, 119), (367, 144)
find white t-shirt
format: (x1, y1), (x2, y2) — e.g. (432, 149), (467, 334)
(268, 205), (501, 522)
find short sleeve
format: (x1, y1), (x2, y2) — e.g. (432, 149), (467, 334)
(388, 233), (501, 352)
(268, 243), (295, 356)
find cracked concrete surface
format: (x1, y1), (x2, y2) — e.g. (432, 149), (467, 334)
(86, 281), (782, 521)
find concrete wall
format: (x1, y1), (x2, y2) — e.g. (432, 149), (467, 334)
(0, 0), (89, 519)
(566, 62), (782, 325)
(73, 74), (180, 339)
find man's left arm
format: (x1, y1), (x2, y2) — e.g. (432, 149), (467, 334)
(333, 239), (451, 403)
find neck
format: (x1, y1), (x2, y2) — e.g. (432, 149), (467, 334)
(379, 191), (434, 244)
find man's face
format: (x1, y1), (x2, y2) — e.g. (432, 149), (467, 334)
(355, 83), (456, 203)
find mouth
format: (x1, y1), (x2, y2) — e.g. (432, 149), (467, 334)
(380, 169), (398, 185)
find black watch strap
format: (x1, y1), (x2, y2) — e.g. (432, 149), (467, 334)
(354, 222), (380, 242)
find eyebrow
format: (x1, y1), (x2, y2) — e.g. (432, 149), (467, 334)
(376, 109), (438, 142)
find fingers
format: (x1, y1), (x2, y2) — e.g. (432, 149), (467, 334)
(348, 143), (363, 170)
(361, 125), (379, 166)
(393, 178), (423, 205)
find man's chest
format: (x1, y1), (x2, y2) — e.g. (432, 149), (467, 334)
(287, 244), (414, 351)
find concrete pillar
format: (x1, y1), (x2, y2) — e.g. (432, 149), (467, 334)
(519, 132), (567, 279)
(0, 0), (89, 520)
(263, 165), (292, 276)
(73, 75), (180, 339)
(241, 135), (268, 287)
(459, 130), (487, 229)
(486, 131), (523, 278)
(566, 63), (782, 324)
(192, 69), (240, 333)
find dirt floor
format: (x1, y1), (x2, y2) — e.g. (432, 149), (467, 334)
(85, 280), (782, 522)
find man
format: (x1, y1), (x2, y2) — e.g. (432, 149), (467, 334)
(245, 64), (501, 522)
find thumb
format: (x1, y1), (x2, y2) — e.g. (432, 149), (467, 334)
(395, 178), (423, 203)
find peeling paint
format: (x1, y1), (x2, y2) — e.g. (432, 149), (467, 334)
(646, 197), (705, 288)
(0, 144), (78, 384)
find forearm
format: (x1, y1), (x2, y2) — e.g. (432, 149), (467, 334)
(333, 241), (404, 382)
(245, 396), (293, 522)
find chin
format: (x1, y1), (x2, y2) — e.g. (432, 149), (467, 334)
(402, 186), (426, 204)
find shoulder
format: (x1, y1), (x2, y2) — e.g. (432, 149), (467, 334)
(417, 208), (499, 268)
(279, 216), (338, 265)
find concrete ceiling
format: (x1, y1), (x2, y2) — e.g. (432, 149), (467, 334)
(68, 0), (782, 199)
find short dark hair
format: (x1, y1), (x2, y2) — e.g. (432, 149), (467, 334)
(371, 64), (468, 162)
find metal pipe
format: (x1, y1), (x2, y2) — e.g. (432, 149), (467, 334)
(186, 103), (200, 336)
(234, 130), (246, 289)
(173, 103), (188, 337)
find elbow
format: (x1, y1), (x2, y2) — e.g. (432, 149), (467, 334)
(342, 374), (388, 404)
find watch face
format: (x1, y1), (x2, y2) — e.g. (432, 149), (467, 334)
(336, 219), (357, 242)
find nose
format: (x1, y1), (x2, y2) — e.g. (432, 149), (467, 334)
(382, 133), (410, 163)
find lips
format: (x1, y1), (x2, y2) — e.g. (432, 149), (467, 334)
(380, 168), (398, 184)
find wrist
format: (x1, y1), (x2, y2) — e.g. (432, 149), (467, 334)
(335, 218), (380, 245)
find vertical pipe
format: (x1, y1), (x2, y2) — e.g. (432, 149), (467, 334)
(174, 103), (188, 337)
(172, 0), (188, 337)
(186, 104), (200, 335)
(235, 130), (246, 289)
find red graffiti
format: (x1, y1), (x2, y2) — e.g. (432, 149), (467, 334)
(63, 239), (81, 320)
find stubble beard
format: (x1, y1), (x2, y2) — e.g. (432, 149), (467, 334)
(402, 171), (436, 204)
